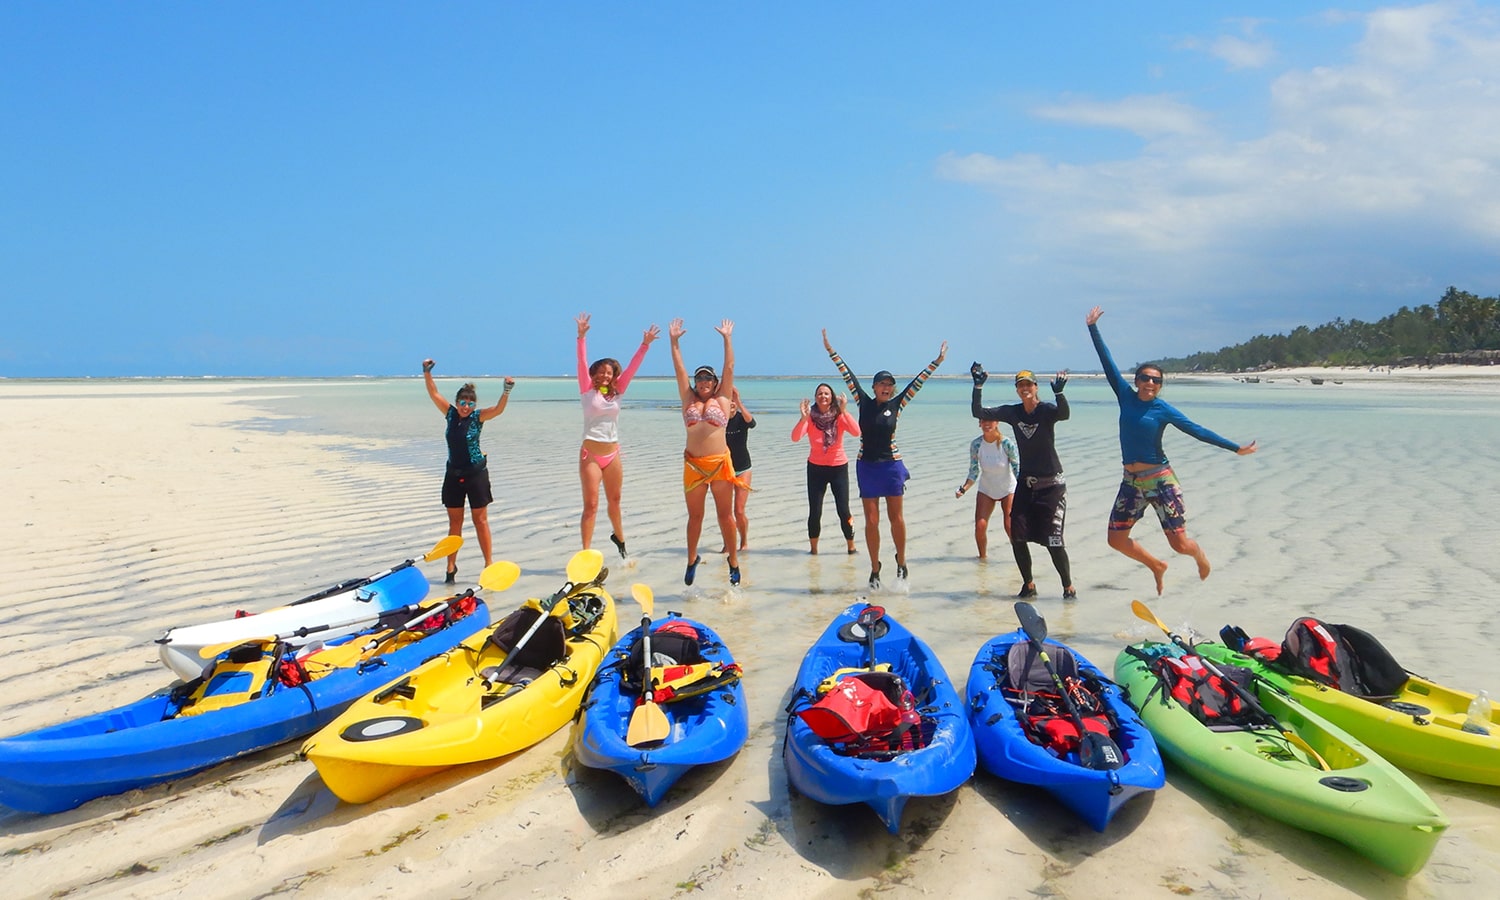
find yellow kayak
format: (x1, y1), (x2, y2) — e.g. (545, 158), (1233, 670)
(300, 550), (618, 803)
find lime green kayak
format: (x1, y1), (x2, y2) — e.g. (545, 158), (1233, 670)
(1115, 642), (1448, 877)
(1198, 639), (1500, 785)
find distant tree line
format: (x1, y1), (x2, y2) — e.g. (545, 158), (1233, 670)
(1156, 287), (1500, 371)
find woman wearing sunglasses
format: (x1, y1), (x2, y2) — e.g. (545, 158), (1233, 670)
(1086, 307), (1256, 595)
(669, 318), (745, 587)
(423, 359), (514, 583)
(575, 313), (660, 558)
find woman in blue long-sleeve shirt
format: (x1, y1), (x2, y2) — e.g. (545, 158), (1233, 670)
(1086, 306), (1257, 594)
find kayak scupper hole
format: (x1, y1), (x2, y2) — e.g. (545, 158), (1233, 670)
(1318, 776), (1370, 792)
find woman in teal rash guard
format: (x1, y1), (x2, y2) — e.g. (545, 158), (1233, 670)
(423, 360), (515, 583)
(1085, 307), (1257, 595)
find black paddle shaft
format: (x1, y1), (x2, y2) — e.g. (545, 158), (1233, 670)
(1014, 602), (1123, 770)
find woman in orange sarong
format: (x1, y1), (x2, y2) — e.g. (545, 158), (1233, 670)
(669, 318), (746, 587)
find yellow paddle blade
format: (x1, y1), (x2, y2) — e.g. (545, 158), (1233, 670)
(478, 560), (521, 593)
(632, 583), (654, 618)
(424, 535), (463, 562)
(566, 548), (605, 585)
(1130, 599), (1168, 633)
(626, 697), (670, 746)
(198, 636), (275, 659)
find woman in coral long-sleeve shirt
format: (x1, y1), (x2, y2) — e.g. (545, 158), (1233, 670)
(791, 383), (861, 555)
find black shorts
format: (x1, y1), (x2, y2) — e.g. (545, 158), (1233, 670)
(1010, 481), (1066, 547)
(442, 465), (493, 510)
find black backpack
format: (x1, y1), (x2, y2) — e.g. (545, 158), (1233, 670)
(1279, 617), (1408, 700)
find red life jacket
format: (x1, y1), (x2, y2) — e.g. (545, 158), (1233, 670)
(798, 671), (925, 755)
(1155, 655), (1256, 725)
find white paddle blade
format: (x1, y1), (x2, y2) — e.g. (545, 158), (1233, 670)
(566, 548), (605, 585)
(631, 583), (655, 618)
(478, 560), (521, 592)
(424, 535), (463, 562)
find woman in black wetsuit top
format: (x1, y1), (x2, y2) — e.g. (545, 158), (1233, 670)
(823, 329), (947, 588)
(422, 359), (514, 583)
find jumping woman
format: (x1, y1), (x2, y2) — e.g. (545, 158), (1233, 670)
(669, 318), (746, 586)
(575, 312), (659, 557)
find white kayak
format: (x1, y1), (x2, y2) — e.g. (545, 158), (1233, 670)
(156, 542), (452, 681)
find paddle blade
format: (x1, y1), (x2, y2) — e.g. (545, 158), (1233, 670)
(478, 560), (521, 593)
(566, 548), (605, 585)
(1079, 731), (1126, 770)
(626, 698), (670, 746)
(424, 535), (463, 562)
(632, 583), (655, 618)
(1130, 599), (1170, 635)
(1014, 601), (1046, 643)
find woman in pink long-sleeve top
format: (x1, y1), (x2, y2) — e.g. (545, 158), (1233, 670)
(791, 383), (861, 555)
(576, 313), (660, 556)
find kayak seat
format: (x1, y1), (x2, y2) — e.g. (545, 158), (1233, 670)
(484, 606), (568, 685)
(1279, 618), (1408, 700)
(1005, 641), (1080, 694)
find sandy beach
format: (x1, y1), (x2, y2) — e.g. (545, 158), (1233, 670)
(3, 377), (1499, 899)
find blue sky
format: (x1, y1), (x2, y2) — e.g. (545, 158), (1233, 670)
(4, 2), (1498, 377)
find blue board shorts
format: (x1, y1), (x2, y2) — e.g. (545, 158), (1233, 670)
(1109, 465), (1185, 533)
(856, 458), (910, 499)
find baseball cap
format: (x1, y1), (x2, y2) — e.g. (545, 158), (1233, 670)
(872, 370), (896, 384)
(1014, 370), (1037, 385)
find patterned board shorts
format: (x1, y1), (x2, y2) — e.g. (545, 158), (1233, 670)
(1109, 465), (1186, 533)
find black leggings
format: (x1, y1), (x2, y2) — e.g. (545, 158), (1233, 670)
(1013, 541), (1073, 589)
(807, 462), (855, 541)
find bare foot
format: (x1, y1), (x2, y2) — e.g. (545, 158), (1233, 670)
(1150, 559), (1168, 595)
(1194, 551), (1211, 581)
(717, 546), (730, 554)
(738, 542), (749, 551)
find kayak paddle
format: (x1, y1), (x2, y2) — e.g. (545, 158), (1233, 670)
(1014, 601), (1124, 770)
(198, 559), (519, 660)
(288, 534), (464, 607)
(1130, 599), (1329, 771)
(626, 583), (670, 746)
(857, 604), (885, 671)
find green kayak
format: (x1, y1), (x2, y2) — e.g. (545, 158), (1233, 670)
(1203, 622), (1500, 785)
(1115, 641), (1448, 877)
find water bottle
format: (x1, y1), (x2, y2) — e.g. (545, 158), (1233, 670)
(1462, 690), (1492, 735)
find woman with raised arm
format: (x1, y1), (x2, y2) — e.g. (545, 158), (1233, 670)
(791, 383), (861, 555)
(422, 359), (514, 583)
(1085, 305), (1257, 595)
(670, 318), (746, 586)
(822, 329), (947, 588)
(575, 313), (660, 557)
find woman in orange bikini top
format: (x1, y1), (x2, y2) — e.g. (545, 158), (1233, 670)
(669, 318), (745, 588)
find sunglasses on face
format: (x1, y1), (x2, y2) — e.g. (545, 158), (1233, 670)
(457, 399), (477, 408)
(1135, 374), (1164, 385)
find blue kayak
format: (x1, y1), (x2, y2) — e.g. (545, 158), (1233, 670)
(966, 629), (1164, 830)
(0, 597), (489, 814)
(783, 603), (976, 833)
(573, 613), (748, 806)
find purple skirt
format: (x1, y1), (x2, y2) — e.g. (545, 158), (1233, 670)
(856, 458), (910, 498)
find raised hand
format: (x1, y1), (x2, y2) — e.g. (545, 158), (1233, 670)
(576, 313), (591, 338)
(422, 359), (435, 373)
(800, 398), (811, 418)
(821, 328), (833, 352)
(1051, 370), (1069, 393)
(669, 318), (686, 341)
(1086, 306), (1104, 326)
(643, 323), (661, 344)
(970, 361), (988, 386)
(936, 341), (948, 364)
(716, 319), (734, 338)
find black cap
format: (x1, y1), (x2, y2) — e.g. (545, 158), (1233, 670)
(872, 370), (896, 384)
(693, 365), (717, 380)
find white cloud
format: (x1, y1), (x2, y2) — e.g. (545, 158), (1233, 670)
(1032, 95), (1210, 139)
(938, 2), (1500, 329)
(1211, 35), (1275, 69)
